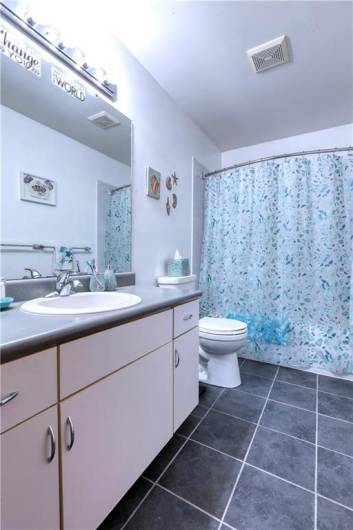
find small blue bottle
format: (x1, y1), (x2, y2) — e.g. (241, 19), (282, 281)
(104, 264), (117, 291)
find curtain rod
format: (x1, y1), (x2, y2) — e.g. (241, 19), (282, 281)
(109, 184), (131, 194)
(203, 146), (353, 178)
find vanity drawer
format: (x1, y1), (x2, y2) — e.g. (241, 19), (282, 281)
(1, 348), (57, 433)
(60, 309), (173, 398)
(174, 300), (199, 338)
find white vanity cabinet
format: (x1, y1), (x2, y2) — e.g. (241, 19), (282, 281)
(173, 300), (200, 430)
(1, 348), (60, 530)
(60, 342), (173, 530)
(1, 406), (60, 530)
(173, 327), (199, 430)
(1, 299), (200, 530)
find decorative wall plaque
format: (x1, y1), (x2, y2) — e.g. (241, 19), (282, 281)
(20, 172), (57, 206)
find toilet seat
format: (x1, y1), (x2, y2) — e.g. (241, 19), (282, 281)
(199, 317), (247, 336)
(199, 330), (246, 342)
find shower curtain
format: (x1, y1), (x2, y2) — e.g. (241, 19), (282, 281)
(104, 186), (131, 272)
(199, 154), (353, 374)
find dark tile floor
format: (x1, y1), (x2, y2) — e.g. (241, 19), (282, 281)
(99, 358), (353, 530)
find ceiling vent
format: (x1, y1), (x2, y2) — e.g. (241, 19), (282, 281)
(88, 111), (120, 129)
(247, 35), (289, 73)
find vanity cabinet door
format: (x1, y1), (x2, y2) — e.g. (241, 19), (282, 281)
(60, 342), (173, 530)
(1, 406), (60, 530)
(173, 326), (199, 431)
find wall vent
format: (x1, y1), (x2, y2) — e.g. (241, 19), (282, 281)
(247, 35), (289, 73)
(88, 111), (120, 129)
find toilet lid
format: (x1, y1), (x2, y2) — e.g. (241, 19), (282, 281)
(199, 317), (247, 335)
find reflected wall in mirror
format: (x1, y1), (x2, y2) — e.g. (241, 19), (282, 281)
(0, 18), (132, 280)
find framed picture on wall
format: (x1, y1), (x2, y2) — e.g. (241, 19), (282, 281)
(146, 166), (161, 200)
(20, 172), (57, 206)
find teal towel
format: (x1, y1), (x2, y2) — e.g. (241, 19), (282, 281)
(226, 311), (292, 345)
(57, 246), (73, 270)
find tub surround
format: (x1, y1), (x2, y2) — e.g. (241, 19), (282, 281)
(0, 285), (201, 363)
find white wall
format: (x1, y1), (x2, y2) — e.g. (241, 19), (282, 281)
(98, 39), (221, 284)
(222, 124), (353, 167)
(1, 105), (130, 279)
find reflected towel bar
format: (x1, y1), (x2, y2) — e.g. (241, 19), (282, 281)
(0, 244), (91, 253)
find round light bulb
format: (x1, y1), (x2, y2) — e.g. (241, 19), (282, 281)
(63, 47), (86, 66)
(33, 24), (61, 45)
(9, 1), (31, 21)
(86, 66), (107, 82)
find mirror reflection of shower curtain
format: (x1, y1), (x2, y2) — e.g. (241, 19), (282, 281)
(104, 186), (132, 272)
(199, 154), (353, 374)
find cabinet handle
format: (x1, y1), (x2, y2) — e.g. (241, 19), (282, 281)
(183, 314), (193, 321)
(175, 349), (180, 368)
(0, 391), (19, 406)
(47, 426), (56, 463)
(66, 416), (75, 451)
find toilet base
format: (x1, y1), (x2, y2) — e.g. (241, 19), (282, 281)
(206, 352), (241, 389)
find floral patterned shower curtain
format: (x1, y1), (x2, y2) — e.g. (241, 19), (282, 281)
(104, 186), (131, 272)
(199, 154), (353, 374)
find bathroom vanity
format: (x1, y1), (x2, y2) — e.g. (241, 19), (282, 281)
(0, 287), (200, 530)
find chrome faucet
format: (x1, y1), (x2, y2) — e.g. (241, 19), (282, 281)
(55, 271), (82, 297)
(23, 267), (42, 279)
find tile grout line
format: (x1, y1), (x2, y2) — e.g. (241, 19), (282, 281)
(216, 366), (280, 530)
(180, 410), (353, 506)
(177, 434), (244, 463)
(318, 411), (353, 426)
(267, 396), (353, 427)
(191, 404), (353, 458)
(141, 476), (240, 530)
(118, 481), (157, 530)
(237, 361), (353, 400)
(314, 373), (319, 530)
(317, 493), (353, 514)
(318, 388), (353, 402)
(120, 387), (226, 530)
(178, 433), (315, 494)
(180, 425), (353, 504)
(154, 482), (236, 528)
(245, 462), (315, 495)
(262, 372), (353, 402)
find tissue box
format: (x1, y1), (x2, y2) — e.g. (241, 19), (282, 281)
(167, 258), (190, 277)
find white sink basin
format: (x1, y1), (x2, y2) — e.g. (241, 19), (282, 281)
(21, 292), (142, 315)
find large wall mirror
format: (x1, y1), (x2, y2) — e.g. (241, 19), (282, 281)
(0, 17), (132, 280)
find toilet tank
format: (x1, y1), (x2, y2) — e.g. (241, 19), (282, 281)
(157, 274), (197, 289)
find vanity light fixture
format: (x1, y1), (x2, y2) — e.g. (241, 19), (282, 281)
(0, 2), (117, 101)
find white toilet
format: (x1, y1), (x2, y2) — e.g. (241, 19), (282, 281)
(199, 317), (247, 388)
(157, 274), (248, 389)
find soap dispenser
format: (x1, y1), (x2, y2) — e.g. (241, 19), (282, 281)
(0, 277), (5, 299)
(104, 264), (117, 291)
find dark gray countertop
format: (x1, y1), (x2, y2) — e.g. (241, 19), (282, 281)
(0, 286), (202, 364)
